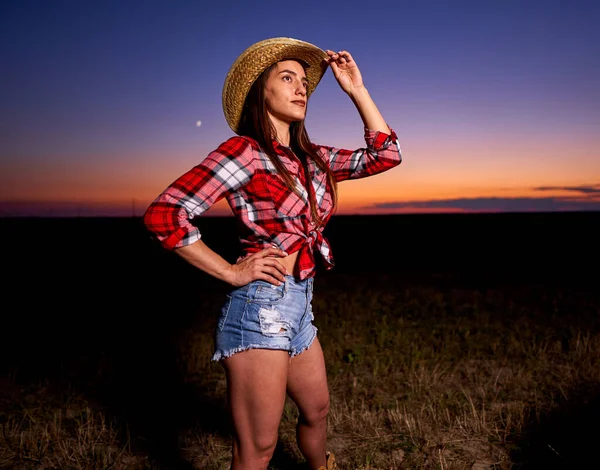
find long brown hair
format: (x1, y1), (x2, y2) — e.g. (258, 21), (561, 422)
(237, 61), (337, 227)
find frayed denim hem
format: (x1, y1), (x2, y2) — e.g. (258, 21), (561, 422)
(211, 344), (291, 362)
(290, 325), (318, 358)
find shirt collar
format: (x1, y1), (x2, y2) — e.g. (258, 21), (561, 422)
(272, 138), (291, 150)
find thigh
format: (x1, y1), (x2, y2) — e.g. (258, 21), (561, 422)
(287, 338), (330, 419)
(223, 349), (290, 448)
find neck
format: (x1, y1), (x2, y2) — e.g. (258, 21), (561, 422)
(269, 116), (291, 147)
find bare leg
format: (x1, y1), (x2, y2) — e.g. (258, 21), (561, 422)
(287, 338), (330, 469)
(222, 349), (290, 470)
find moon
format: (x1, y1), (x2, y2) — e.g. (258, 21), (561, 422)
(196, 120), (202, 127)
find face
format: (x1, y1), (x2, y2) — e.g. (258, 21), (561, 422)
(263, 60), (308, 128)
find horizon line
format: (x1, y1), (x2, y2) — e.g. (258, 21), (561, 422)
(1, 209), (599, 219)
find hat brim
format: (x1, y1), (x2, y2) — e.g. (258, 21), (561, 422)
(222, 37), (329, 134)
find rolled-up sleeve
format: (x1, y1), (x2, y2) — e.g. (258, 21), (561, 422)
(143, 136), (255, 250)
(315, 127), (402, 182)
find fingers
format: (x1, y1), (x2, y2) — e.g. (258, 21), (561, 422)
(259, 262), (288, 284)
(246, 260), (287, 286)
(262, 257), (288, 276)
(252, 246), (288, 258)
(325, 49), (353, 65)
(231, 247), (289, 286)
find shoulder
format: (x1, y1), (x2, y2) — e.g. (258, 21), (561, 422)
(310, 142), (332, 161)
(214, 135), (258, 156)
(205, 136), (264, 168)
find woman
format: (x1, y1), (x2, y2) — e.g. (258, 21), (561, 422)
(144, 37), (402, 470)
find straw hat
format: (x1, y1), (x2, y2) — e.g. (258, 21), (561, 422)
(222, 37), (329, 134)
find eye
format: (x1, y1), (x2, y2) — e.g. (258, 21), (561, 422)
(283, 75), (292, 82)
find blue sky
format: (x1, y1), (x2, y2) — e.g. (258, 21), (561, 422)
(1, 0), (599, 216)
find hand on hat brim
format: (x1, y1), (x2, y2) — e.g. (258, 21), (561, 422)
(325, 49), (364, 95)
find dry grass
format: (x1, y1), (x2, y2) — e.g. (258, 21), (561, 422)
(2, 274), (599, 469)
(0, 384), (151, 469)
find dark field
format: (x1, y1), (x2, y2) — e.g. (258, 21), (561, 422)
(1, 212), (599, 469)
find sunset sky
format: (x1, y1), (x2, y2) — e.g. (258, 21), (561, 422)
(1, 0), (599, 217)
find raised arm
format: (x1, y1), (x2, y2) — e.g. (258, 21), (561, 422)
(317, 50), (401, 182)
(325, 49), (390, 134)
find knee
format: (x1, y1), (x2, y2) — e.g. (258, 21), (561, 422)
(254, 434), (278, 459)
(300, 398), (330, 426)
(235, 434), (278, 467)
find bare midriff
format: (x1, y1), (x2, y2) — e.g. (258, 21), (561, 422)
(279, 249), (300, 277)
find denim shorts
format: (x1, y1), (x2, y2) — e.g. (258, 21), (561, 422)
(212, 275), (318, 362)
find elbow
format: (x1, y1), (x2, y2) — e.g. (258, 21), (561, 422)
(386, 144), (402, 168)
(142, 203), (159, 235)
(394, 153), (403, 167)
(142, 202), (173, 246)
(381, 149), (402, 170)
(142, 206), (152, 230)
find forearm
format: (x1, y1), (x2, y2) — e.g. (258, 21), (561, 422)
(175, 239), (234, 284)
(349, 86), (390, 134)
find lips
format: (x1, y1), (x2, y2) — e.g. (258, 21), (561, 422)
(292, 101), (306, 107)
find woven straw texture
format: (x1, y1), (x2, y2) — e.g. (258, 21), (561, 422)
(222, 37), (328, 134)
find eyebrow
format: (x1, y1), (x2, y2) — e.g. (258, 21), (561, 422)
(278, 70), (308, 83)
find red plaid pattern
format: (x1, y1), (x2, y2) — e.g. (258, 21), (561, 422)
(144, 127), (402, 279)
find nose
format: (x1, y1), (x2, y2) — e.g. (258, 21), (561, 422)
(296, 83), (306, 96)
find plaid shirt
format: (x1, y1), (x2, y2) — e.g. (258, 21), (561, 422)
(144, 127), (402, 280)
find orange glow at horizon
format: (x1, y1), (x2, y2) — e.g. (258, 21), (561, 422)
(1, 130), (598, 215)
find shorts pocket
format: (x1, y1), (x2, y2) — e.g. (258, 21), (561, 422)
(217, 295), (233, 332)
(248, 280), (286, 304)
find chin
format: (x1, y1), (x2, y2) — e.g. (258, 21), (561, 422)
(283, 115), (305, 124)
(293, 111), (306, 121)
